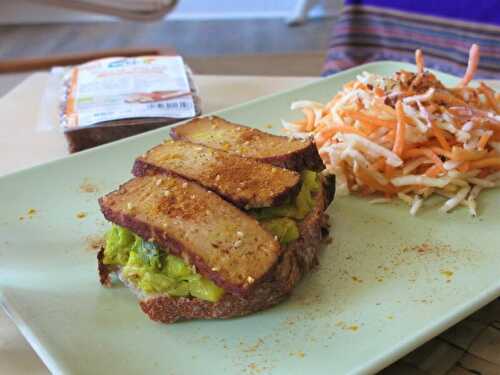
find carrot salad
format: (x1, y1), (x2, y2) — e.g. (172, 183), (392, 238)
(283, 45), (500, 216)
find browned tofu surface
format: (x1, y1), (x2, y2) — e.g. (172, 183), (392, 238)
(170, 116), (324, 171)
(133, 140), (301, 208)
(99, 175), (281, 295)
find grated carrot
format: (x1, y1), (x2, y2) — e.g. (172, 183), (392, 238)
(342, 110), (397, 128)
(393, 101), (406, 156)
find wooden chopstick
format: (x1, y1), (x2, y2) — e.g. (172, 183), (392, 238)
(0, 47), (176, 74)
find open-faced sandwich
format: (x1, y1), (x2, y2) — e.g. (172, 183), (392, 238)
(97, 117), (334, 323)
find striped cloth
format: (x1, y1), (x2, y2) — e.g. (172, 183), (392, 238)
(323, 1), (500, 79)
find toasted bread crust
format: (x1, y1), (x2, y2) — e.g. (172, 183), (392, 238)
(100, 176), (334, 323)
(99, 175), (281, 296)
(132, 140), (301, 209)
(170, 116), (324, 171)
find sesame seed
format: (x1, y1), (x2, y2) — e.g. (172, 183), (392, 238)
(195, 146), (203, 151)
(247, 276), (255, 284)
(156, 179), (162, 186)
(182, 182), (188, 188)
(236, 231), (244, 238)
(127, 202), (134, 210)
(215, 174), (221, 181)
(234, 240), (242, 248)
(164, 190), (171, 197)
(191, 194), (196, 199)
(274, 235), (279, 241)
(271, 167), (277, 173)
(211, 266), (220, 272)
(162, 223), (168, 227)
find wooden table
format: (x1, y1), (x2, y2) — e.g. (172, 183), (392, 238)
(0, 73), (499, 375)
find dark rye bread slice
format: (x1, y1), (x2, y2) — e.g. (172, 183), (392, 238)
(98, 175), (281, 296)
(132, 140), (301, 209)
(170, 116), (324, 171)
(98, 175), (335, 323)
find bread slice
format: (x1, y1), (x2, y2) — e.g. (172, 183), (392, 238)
(132, 140), (301, 209)
(98, 175), (335, 323)
(98, 175), (282, 296)
(170, 116), (324, 171)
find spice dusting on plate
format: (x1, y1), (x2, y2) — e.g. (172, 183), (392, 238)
(80, 179), (99, 193)
(85, 235), (104, 252)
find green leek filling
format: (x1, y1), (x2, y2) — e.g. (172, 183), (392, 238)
(250, 170), (320, 243)
(103, 226), (224, 302)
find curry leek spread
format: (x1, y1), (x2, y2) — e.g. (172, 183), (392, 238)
(250, 170), (320, 243)
(103, 225), (224, 302)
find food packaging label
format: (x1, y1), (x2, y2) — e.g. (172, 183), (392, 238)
(61, 56), (196, 129)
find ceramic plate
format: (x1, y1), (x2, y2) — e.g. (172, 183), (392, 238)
(1, 62), (499, 375)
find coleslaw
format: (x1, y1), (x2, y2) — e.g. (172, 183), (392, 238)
(283, 45), (500, 216)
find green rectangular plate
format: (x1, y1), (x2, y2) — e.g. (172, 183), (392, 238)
(1, 62), (499, 375)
